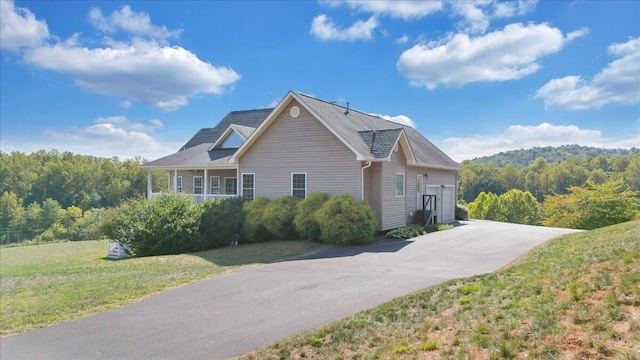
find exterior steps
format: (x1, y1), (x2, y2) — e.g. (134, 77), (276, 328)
(107, 242), (130, 260)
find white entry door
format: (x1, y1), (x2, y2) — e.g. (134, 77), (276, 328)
(425, 186), (440, 222)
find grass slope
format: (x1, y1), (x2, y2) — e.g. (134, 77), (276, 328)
(0, 240), (326, 336)
(243, 220), (640, 359)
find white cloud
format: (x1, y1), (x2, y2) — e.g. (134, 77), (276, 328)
(324, 0), (443, 20)
(397, 23), (586, 89)
(370, 113), (416, 128)
(536, 36), (640, 110)
(439, 122), (639, 161)
(451, 1), (491, 35)
(88, 5), (181, 41)
(310, 14), (378, 41)
(22, 37), (240, 111)
(0, 0), (49, 52)
(492, 0), (538, 18)
(267, 98), (281, 108)
(396, 34), (409, 45)
(10, 116), (177, 160)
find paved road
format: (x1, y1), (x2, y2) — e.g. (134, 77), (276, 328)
(1, 220), (580, 360)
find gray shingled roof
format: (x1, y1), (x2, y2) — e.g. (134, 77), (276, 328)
(145, 144), (237, 168)
(358, 129), (403, 159)
(295, 92), (461, 170)
(180, 108), (272, 150)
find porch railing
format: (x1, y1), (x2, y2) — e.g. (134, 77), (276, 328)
(149, 192), (239, 203)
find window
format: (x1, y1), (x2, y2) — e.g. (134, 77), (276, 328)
(291, 173), (307, 199)
(242, 173), (255, 201)
(177, 176), (183, 193)
(395, 173), (405, 197)
(193, 176), (203, 195)
(210, 176), (220, 194)
(225, 177), (237, 195)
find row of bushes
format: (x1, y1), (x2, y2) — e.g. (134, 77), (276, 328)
(101, 193), (377, 257)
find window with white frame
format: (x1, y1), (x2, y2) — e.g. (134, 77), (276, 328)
(225, 177), (237, 195)
(193, 176), (203, 194)
(177, 176), (183, 193)
(395, 173), (405, 197)
(242, 173), (255, 201)
(210, 176), (220, 194)
(291, 173), (307, 199)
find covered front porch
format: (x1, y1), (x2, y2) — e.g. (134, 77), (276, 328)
(146, 167), (240, 203)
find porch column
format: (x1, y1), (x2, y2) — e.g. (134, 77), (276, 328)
(147, 170), (152, 199)
(204, 168), (208, 199)
(167, 172), (171, 193)
(173, 169), (178, 193)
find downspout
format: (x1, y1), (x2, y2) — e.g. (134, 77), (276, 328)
(361, 160), (372, 201)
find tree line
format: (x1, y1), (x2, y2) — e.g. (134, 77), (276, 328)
(459, 151), (640, 203)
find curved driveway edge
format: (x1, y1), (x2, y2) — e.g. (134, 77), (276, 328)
(1, 220), (580, 360)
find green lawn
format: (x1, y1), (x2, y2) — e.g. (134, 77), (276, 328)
(0, 240), (327, 336)
(243, 220), (640, 359)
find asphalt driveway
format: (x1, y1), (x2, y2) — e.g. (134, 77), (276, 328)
(1, 220), (580, 360)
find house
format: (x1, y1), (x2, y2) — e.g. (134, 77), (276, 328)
(143, 91), (462, 231)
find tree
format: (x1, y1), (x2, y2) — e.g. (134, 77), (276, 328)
(468, 192), (503, 221)
(0, 191), (24, 229)
(499, 189), (541, 225)
(542, 180), (639, 230)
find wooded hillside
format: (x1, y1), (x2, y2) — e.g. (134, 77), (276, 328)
(460, 146), (639, 203)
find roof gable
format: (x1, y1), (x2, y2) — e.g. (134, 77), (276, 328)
(230, 91), (460, 170)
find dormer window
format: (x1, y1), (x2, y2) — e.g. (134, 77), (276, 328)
(221, 132), (244, 148)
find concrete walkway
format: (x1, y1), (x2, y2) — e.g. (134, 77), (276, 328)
(1, 220), (580, 359)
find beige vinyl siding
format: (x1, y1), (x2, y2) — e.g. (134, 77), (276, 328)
(170, 169), (237, 194)
(363, 162), (383, 230)
(380, 145), (407, 230)
(238, 100), (361, 200)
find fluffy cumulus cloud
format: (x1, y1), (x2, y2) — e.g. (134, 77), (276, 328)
(7, 3), (239, 111)
(370, 113), (416, 128)
(536, 37), (640, 110)
(397, 23), (587, 89)
(0, 0), (49, 52)
(23, 38), (240, 111)
(324, 0), (443, 20)
(40, 116), (177, 160)
(440, 122), (639, 161)
(310, 14), (377, 41)
(88, 5), (182, 42)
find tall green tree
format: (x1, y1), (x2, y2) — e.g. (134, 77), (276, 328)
(499, 189), (541, 225)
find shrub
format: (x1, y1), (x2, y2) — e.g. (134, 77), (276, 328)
(242, 196), (273, 243)
(100, 195), (203, 257)
(455, 203), (469, 220)
(316, 194), (376, 245)
(294, 192), (330, 241)
(385, 225), (426, 240)
(263, 196), (300, 240)
(425, 223), (453, 233)
(199, 197), (244, 248)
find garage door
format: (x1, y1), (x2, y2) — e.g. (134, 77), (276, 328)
(442, 186), (454, 222)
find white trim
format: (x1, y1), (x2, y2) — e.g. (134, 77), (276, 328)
(193, 176), (203, 195)
(210, 176), (221, 194)
(224, 177), (237, 195)
(291, 172), (307, 199)
(241, 173), (256, 201)
(395, 172), (405, 198)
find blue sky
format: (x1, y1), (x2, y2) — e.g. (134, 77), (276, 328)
(1, 0), (638, 162)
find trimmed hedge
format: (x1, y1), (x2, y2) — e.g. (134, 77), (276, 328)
(294, 192), (330, 241)
(455, 203), (469, 220)
(262, 196), (300, 240)
(241, 196), (272, 243)
(316, 194), (376, 245)
(199, 197), (244, 248)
